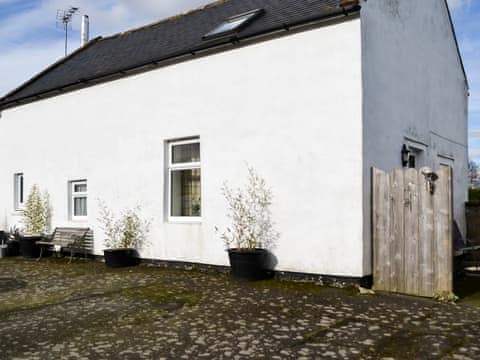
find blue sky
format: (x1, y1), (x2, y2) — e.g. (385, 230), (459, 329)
(449, 0), (480, 163)
(0, 0), (478, 162)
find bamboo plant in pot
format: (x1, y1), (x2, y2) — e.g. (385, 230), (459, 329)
(216, 166), (279, 281)
(20, 185), (52, 258)
(98, 201), (151, 268)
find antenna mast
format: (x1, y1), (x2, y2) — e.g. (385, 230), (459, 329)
(57, 6), (79, 57)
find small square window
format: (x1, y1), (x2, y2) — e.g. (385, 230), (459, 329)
(172, 142), (200, 164)
(14, 173), (24, 210)
(167, 139), (201, 222)
(74, 183), (87, 193)
(70, 180), (87, 220)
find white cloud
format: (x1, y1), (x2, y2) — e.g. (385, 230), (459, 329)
(469, 147), (480, 163)
(469, 129), (480, 142)
(0, 40), (65, 97)
(447, 0), (472, 10)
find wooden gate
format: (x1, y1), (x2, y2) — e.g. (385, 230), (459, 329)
(372, 166), (452, 297)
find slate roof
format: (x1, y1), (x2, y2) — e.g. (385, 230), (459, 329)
(0, 0), (361, 109)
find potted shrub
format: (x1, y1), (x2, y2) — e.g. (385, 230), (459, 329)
(20, 185), (52, 258)
(216, 166), (279, 281)
(98, 201), (151, 268)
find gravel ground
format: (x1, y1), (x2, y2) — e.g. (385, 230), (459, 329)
(0, 257), (480, 359)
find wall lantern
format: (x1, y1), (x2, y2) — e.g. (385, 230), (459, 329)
(401, 144), (410, 167)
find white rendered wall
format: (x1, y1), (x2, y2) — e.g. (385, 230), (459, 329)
(0, 19), (363, 276)
(361, 0), (469, 274)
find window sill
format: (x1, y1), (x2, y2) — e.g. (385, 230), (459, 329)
(167, 217), (202, 224)
(70, 218), (88, 223)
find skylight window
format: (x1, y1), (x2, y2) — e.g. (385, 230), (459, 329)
(202, 9), (264, 40)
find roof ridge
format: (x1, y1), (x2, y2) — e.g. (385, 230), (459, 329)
(100, 0), (229, 42)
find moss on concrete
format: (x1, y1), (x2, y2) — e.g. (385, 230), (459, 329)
(119, 284), (201, 306)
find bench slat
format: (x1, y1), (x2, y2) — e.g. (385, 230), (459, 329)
(38, 227), (91, 250)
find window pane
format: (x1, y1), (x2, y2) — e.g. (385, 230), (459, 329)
(171, 169), (201, 217)
(205, 17), (247, 37)
(74, 197), (87, 216)
(19, 175), (24, 204)
(172, 142), (200, 164)
(203, 10), (263, 39)
(74, 183), (87, 193)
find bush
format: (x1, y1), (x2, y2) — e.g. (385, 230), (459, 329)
(215, 166), (279, 250)
(98, 201), (151, 250)
(469, 188), (480, 202)
(22, 185), (52, 235)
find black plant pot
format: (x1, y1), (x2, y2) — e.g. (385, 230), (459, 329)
(227, 248), (269, 281)
(0, 231), (11, 257)
(6, 240), (20, 257)
(19, 236), (42, 258)
(104, 248), (140, 268)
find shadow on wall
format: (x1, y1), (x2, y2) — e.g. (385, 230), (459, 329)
(265, 250), (278, 271)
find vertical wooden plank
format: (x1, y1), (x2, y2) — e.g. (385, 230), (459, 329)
(446, 167), (453, 293)
(433, 166), (453, 293)
(372, 168), (381, 290)
(404, 168), (419, 296)
(418, 167), (435, 297)
(390, 168), (405, 294)
(372, 168), (390, 291)
(384, 172), (391, 292)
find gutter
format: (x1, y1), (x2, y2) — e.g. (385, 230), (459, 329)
(0, 3), (361, 110)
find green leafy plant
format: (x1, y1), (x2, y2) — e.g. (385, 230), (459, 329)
(98, 201), (151, 249)
(469, 188), (480, 202)
(216, 166), (279, 251)
(22, 185), (52, 235)
(433, 291), (459, 304)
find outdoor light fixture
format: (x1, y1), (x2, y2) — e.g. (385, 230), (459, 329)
(422, 170), (439, 195)
(401, 144), (410, 167)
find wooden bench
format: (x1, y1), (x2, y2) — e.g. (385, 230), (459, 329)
(36, 227), (91, 262)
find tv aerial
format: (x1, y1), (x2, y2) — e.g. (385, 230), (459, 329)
(57, 6), (79, 56)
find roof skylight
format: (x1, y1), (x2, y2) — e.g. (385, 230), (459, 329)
(202, 9), (264, 40)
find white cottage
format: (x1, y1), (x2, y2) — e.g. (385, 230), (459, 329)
(0, 0), (468, 283)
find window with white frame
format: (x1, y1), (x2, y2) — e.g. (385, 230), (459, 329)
(168, 138), (201, 221)
(14, 173), (24, 210)
(70, 180), (87, 220)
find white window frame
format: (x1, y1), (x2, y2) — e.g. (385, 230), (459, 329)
(70, 180), (88, 221)
(14, 173), (25, 211)
(167, 138), (202, 223)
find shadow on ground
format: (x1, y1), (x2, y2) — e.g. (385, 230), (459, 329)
(455, 274), (480, 307)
